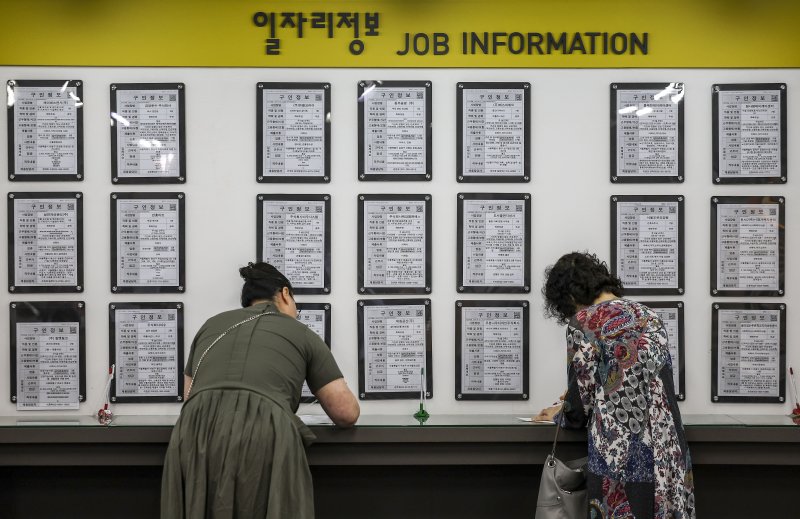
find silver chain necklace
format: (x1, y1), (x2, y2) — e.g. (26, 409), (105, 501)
(186, 311), (277, 399)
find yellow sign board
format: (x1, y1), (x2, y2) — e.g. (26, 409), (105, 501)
(1, 0), (798, 68)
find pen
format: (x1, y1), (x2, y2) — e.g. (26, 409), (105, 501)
(789, 366), (800, 409)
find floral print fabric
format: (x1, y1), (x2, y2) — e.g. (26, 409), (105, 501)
(556, 299), (695, 518)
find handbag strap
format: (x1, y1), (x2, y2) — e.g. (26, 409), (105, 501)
(549, 389), (568, 458)
(185, 309), (277, 399)
(550, 418), (561, 458)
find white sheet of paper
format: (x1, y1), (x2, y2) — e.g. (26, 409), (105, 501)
(717, 309), (781, 397)
(115, 88), (181, 178)
(262, 200), (326, 289)
(716, 203), (780, 291)
(16, 321), (80, 410)
(13, 197), (79, 287)
(12, 84), (79, 175)
(299, 414), (333, 425)
(461, 307), (523, 394)
(116, 199), (180, 287)
(652, 307), (682, 396)
(363, 86), (427, 175)
(616, 200), (679, 290)
(364, 200), (427, 288)
(364, 304), (426, 393)
(114, 308), (179, 397)
(718, 89), (782, 179)
(299, 308), (328, 399)
(262, 88), (326, 178)
(462, 199), (525, 286)
(462, 88), (525, 177)
(517, 417), (555, 424)
(615, 87), (681, 178)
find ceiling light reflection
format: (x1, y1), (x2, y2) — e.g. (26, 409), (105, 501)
(654, 82), (684, 103)
(358, 83), (377, 101)
(137, 139), (163, 149)
(357, 80), (383, 102)
(69, 91), (84, 107)
(110, 112), (130, 127)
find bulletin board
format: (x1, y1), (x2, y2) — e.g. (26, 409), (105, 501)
(0, 0), (798, 419)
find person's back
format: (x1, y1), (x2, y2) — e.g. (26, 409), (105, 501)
(539, 252), (695, 518)
(187, 302), (340, 414)
(161, 262), (359, 519)
(567, 298), (694, 517)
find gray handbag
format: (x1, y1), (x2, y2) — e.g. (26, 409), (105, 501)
(535, 423), (588, 519)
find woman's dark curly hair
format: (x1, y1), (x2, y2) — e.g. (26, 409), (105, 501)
(542, 252), (624, 324)
(239, 262), (293, 308)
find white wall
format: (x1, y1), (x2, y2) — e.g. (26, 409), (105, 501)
(0, 66), (797, 419)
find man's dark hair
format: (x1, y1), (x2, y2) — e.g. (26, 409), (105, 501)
(239, 262), (293, 308)
(542, 251), (624, 324)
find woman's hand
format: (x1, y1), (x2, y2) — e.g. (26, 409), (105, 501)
(532, 393), (566, 422)
(532, 404), (562, 423)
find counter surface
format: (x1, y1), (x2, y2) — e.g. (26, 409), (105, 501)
(0, 414), (797, 466)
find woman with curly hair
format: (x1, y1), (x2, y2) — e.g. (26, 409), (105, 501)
(536, 252), (695, 518)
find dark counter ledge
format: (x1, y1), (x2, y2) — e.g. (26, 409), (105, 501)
(0, 414), (797, 467)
